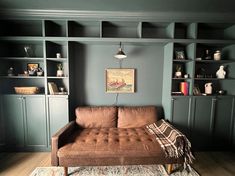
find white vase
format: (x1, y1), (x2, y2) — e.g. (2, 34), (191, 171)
(57, 70), (64, 77)
(205, 83), (212, 94)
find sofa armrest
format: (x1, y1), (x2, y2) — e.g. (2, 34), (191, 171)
(51, 121), (77, 166)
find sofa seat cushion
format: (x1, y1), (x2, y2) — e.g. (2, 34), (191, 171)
(58, 127), (166, 159)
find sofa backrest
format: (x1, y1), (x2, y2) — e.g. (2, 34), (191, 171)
(117, 106), (158, 128)
(75, 106), (117, 128)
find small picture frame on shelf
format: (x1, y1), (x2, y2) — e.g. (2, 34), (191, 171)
(27, 63), (39, 71)
(27, 63), (39, 76)
(175, 51), (185, 60)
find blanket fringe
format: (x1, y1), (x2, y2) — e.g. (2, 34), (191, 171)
(146, 120), (195, 165)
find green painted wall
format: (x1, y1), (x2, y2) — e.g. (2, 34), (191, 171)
(71, 44), (164, 106)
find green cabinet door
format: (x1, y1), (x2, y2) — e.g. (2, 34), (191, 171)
(213, 96), (234, 150)
(48, 96), (69, 138)
(24, 95), (47, 148)
(192, 97), (215, 150)
(2, 95), (25, 147)
(171, 97), (192, 138)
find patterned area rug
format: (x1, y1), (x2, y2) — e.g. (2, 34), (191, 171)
(30, 165), (199, 176)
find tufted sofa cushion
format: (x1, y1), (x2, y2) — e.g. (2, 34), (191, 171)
(57, 127), (166, 159)
(118, 106), (158, 128)
(75, 106), (117, 128)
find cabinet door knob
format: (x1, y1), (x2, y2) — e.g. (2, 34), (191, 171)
(171, 98), (175, 101)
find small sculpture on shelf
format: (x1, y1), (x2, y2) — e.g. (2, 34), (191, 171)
(175, 65), (182, 78)
(37, 67), (44, 76)
(216, 65), (226, 79)
(57, 63), (64, 77)
(204, 49), (212, 60)
(56, 53), (61, 58)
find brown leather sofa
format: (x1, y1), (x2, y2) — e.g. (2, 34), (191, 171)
(51, 106), (183, 175)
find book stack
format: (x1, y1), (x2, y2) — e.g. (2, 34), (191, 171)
(48, 82), (59, 95)
(180, 82), (189, 96)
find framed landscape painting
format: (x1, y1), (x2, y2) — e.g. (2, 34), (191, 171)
(106, 68), (135, 93)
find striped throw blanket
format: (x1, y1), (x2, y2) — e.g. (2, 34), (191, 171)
(146, 119), (194, 165)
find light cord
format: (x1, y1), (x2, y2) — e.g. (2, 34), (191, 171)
(113, 59), (123, 105)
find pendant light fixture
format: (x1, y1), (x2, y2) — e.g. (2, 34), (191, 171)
(114, 42), (127, 59)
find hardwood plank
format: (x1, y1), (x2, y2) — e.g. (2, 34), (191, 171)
(0, 152), (50, 176)
(193, 152), (235, 176)
(0, 152), (235, 176)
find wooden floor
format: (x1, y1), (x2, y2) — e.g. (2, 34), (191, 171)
(0, 152), (235, 176)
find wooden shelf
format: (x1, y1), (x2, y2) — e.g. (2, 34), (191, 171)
(195, 60), (235, 63)
(47, 76), (68, 79)
(194, 78), (235, 80)
(173, 59), (193, 63)
(172, 78), (192, 80)
(0, 76), (45, 79)
(46, 58), (68, 61)
(0, 57), (44, 61)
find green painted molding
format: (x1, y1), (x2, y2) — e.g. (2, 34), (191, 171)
(1, 9), (235, 22)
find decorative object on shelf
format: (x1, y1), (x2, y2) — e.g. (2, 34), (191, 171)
(184, 74), (189, 78)
(204, 49), (212, 60)
(27, 63), (39, 76)
(171, 92), (184, 96)
(216, 65), (226, 79)
(24, 45), (33, 57)
(217, 90), (226, 95)
(36, 67), (44, 76)
(56, 53), (61, 58)
(175, 65), (182, 78)
(59, 87), (65, 93)
(175, 51), (185, 60)
(213, 50), (221, 61)
(7, 67), (14, 76)
(106, 68), (135, 93)
(57, 63), (64, 77)
(193, 85), (201, 95)
(180, 82), (189, 95)
(205, 82), (212, 94)
(59, 87), (67, 94)
(114, 42), (127, 60)
(14, 86), (39, 94)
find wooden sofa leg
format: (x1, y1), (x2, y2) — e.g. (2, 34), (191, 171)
(166, 164), (173, 174)
(64, 167), (68, 176)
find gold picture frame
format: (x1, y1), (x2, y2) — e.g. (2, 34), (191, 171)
(106, 68), (135, 93)
(27, 63), (39, 71)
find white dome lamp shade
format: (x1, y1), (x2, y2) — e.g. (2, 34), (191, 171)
(114, 42), (127, 59)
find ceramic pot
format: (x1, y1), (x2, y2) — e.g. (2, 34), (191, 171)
(57, 70), (64, 77)
(205, 83), (212, 94)
(214, 50), (221, 61)
(175, 71), (182, 78)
